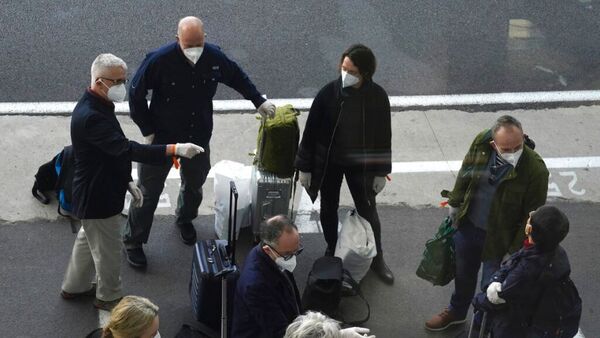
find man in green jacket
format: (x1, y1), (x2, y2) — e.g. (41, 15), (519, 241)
(425, 115), (549, 331)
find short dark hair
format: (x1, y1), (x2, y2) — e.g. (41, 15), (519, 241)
(340, 44), (377, 80)
(491, 115), (523, 138)
(530, 205), (570, 252)
(260, 215), (297, 247)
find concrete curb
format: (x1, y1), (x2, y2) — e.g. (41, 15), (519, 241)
(2, 90), (600, 115)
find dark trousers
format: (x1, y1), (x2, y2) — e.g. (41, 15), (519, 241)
(124, 147), (211, 245)
(319, 163), (383, 255)
(449, 223), (502, 319)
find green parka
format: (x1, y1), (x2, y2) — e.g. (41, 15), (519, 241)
(447, 129), (549, 261)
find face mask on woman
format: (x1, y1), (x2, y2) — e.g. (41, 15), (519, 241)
(341, 70), (360, 88)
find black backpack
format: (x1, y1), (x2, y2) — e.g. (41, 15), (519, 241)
(32, 145), (75, 219)
(530, 252), (582, 332)
(301, 256), (370, 325)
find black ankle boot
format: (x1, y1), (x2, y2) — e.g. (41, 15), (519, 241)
(371, 254), (394, 284)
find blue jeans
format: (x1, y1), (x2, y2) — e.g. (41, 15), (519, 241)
(449, 223), (502, 319)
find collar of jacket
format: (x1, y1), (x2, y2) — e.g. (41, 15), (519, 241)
(85, 88), (115, 112)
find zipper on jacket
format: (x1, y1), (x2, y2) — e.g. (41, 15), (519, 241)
(361, 98), (370, 207)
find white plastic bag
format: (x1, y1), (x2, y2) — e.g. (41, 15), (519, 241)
(212, 160), (252, 239)
(335, 209), (377, 283)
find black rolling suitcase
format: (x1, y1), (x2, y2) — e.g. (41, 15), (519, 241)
(190, 181), (240, 337)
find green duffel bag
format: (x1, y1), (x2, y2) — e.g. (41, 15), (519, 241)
(416, 216), (457, 286)
(254, 104), (300, 178)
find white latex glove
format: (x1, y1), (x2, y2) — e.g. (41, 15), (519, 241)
(340, 327), (375, 338)
(486, 281), (506, 304)
(299, 171), (311, 189)
(257, 100), (276, 119)
(127, 182), (143, 208)
(372, 176), (386, 194)
(144, 133), (155, 145)
(175, 143), (204, 159)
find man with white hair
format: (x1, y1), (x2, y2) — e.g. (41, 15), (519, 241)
(284, 311), (375, 338)
(124, 16), (277, 267)
(60, 53), (203, 311)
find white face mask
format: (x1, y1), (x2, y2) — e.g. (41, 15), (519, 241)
(106, 83), (127, 102)
(183, 47), (203, 64)
(499, 148), (523, 167)
(341, 70), (360, 88)
(275, 255), (297, 273)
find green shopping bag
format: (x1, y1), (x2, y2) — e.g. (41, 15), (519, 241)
(416, 216), (457, 286)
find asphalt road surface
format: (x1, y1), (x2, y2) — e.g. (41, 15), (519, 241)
(2, 1), (600, 102)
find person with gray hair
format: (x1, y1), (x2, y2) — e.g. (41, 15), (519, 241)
(232, 215), (303, 337)
(124, 16), (277, 268)
(60, 53), (203, 311)
(284, 311), (375, 338)
(425, 115), (549, 331)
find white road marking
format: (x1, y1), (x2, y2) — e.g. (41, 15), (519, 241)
(575, 328), (585, 338)
(391, 156), (600, 173)
(3, 90), (600, 114)
(132, 156), (600, 181)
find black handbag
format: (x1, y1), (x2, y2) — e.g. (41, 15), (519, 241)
(302, 256), (370, 325)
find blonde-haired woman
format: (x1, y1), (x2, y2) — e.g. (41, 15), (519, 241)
(86, 296), (160, 338)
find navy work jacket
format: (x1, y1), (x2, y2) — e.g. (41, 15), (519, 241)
(232, 246), (301, 338)
(70, 89), (167, 219)
(129, 42), (266, 146)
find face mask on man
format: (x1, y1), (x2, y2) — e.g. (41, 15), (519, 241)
(183, 47), (203, 64)
(341, 70), (360, 88)
(499, 148), (523, 167)
(99, 80), (127, 103)
(275, 255), (297, 273)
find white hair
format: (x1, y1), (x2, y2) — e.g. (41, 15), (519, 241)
(90, 53), (127, 86)
(284, 311), (342, 338)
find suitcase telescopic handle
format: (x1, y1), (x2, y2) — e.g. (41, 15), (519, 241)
(228, 181), (239, 264)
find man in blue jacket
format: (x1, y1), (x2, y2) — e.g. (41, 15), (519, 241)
(232, 215), (302, 338)
(124, 16), (276, 267)
(61, 53), (203, 311)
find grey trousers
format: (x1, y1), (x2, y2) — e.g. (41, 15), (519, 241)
(124, 148), (211, 246)
(62, 214), (123, 301)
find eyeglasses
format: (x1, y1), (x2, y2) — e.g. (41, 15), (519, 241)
(99, 77), (128, 86)
(491, 140), (523, 154)
(267, 243), (304, 261)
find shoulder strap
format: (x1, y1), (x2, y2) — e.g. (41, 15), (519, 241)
(290, 169), (298, 221)
(338, 269), (370, 325)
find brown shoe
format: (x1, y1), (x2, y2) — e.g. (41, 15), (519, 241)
(424, 308), (466, 331)
(60, 286), (96, 299)
(94, 297), (123, 311)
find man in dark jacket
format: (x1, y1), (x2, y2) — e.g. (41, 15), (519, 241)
(61, 53), (203, 311)
(473, 205), (581, 337)
(426, 115), (549, 331)
(295, 44), (393, 284)
(124, 16), (276, 267)
(232, 215), (302, 338)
